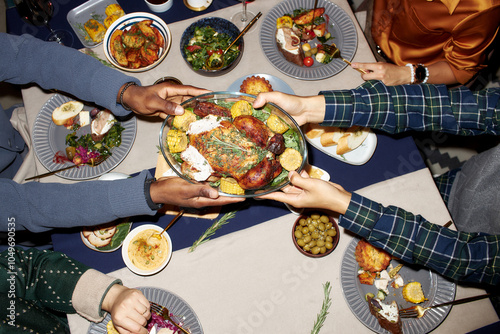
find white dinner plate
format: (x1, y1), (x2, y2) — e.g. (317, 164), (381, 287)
(87, 286), (203, 334)
(340, 237), (456, 334)
(227, 73), (295, 95)
(260, 0), (358, 80)
(305, 127), (377, 165)
(32, 93), (136, 180)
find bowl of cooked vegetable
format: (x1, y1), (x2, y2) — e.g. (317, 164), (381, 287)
(103, 12), (171, 72)
(292, 211), (340, 258)
(159, 91), (307, 198)
(180, 17), (244, 77)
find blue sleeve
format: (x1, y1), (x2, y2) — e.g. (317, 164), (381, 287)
(0, 170), (156, 233)
(0, 33), (139, 117)
(320, 81), (500, 136)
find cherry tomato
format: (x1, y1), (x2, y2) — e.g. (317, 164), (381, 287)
(207, 49), (214, 56)
(216, 49), (223, 55)
(303, 57), (314, 67)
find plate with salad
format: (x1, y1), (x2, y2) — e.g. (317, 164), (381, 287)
(88, 286), (204, 334)
(260, 0), (358, 80)
(32, 93), (136, 180)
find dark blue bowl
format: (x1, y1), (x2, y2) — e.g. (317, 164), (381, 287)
(180, 17), (244, 77)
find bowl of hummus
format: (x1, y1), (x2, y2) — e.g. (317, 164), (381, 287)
(122, 224), (173, 275)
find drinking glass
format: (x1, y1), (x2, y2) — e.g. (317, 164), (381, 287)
(231, 0), (257, 32)
(14, 0), (73, 47)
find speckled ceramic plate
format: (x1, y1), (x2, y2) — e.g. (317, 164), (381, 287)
(87, 287), (203, 333)
(260, 0), (358, 80)
(340, 237), (456, 334)
(32, 93), (136, 180)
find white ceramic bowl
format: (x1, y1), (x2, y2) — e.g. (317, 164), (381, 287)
(144, 0), (173, 13)
(98, 172), (129, 181)
(103, 12), (172, 72)
(122, 224), (173, 275)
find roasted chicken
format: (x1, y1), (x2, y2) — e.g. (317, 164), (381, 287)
(184, 102), (285, 190)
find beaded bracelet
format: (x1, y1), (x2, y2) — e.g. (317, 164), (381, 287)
(119, 81), (138, 111)
(418, 63), (430, 84)
(405, 63), (415, 84)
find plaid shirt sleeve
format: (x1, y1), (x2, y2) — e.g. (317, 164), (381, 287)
(320, 81), (500, 135)
(340, 193), (500, 285)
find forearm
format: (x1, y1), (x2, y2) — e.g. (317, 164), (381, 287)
(340, 193), (500, 285)
(0, 170), (155, 233)
(0, 33), (139, 116)
(426, 61), (458, 85)
(320, 81), (500, 135)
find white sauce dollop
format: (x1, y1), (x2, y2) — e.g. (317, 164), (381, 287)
(187, 114), (224, 135)
(180, 145), (214, 181)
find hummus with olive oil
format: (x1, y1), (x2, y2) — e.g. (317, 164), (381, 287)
(128, 229), (169, 270)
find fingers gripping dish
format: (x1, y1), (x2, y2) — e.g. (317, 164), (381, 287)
(162, 93), (306, 196)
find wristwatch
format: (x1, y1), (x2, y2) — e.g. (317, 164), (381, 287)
(414, 64), (429, 84)
(144, 178), (164, 210)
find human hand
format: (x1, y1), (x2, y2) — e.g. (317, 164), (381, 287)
(150, 177), (245, 208)
(121, 83), (210, 119)
(253, 92), (326, 126)
(102, 284), (150, 334)
(258, 170), (352, 214)
(351, 62), (411, 86)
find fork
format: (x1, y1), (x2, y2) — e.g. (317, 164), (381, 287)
(150, 301), (191, 334)
(25, 155), (107, 181)
(399, 293), (491, 318)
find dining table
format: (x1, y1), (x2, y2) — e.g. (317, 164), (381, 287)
(7, 0), (500, 333)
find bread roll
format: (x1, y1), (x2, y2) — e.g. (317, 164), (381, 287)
(304, 123), (325, 139)
(336, 126), (369, 155)
(52, 101), (84, 126)
(319, 127), (345, 147)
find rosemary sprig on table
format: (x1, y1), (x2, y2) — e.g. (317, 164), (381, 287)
(188, 210), (237, 252)
(311, 281), (332, 334)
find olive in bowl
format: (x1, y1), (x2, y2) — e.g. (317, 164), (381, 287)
(180, 17), (244, 77)
(292, 212), (339, 257)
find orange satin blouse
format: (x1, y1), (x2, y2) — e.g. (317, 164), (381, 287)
(371, 0), (500, 84)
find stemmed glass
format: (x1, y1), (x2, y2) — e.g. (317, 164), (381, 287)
(231, 0), (257, 32)
(14, 0), (73, 47)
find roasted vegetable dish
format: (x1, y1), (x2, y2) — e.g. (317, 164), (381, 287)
(110, 19), (165, 69)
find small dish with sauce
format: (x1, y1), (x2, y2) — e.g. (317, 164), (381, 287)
(122, 224), (173, 275)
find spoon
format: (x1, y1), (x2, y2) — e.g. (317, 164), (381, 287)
(149, 209), (184, 241)
(205, 11), (262, 70)
(328, 43), (367, 74)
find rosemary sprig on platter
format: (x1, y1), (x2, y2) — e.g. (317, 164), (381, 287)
(311, 281), (332, 334)
(188, 210), (237, 252)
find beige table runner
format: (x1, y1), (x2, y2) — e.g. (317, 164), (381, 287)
(68, 169), (499, 333)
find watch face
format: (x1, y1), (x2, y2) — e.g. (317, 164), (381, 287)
(415, 65), (426, 82)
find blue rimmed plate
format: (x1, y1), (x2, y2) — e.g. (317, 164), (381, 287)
(103, 12), (172, 72)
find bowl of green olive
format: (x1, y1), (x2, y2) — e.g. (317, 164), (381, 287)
(292, 211), (339, 257)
